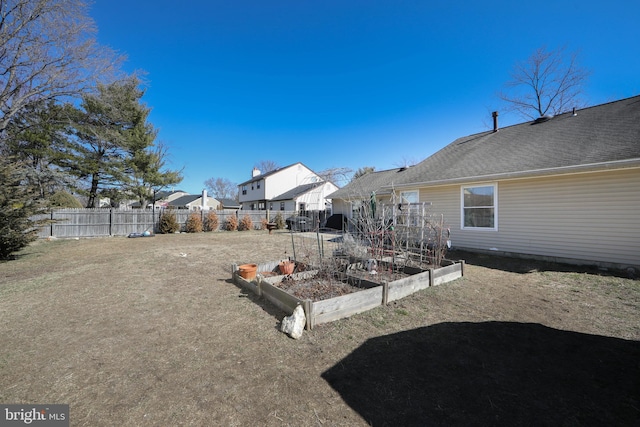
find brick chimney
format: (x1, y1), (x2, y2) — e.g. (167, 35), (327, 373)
(252, 167), (261, 178)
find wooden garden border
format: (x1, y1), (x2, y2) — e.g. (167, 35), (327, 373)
(232, 259), (464, 330)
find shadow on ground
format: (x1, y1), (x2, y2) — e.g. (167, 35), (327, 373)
(322, 322), (640, 426)
(449, 249), (635, 278)
(227, 277), (288, 323)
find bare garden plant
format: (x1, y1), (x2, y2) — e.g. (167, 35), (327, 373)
(338, 187), (451, 276)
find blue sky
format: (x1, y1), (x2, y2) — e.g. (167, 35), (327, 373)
(90, 1), (640, 193)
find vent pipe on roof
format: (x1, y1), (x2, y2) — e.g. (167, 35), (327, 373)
(572, 107), (577, 116)
(492, 111), (499, 132)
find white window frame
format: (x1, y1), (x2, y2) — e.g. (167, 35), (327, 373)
(461, 183), (498, 231)
(351, 200), (363, 219)
(399, 190), (419, 204)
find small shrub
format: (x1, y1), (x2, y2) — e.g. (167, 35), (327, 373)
(261, 218), (269, 230)
(48, 191), (83, 208)
(239, 214), (253, 231)
(158, 211), (180, 234)
(225, 214), (238, 231)
(204, 211), (219, 231)
(186, 213), (203, 233)
(274, 212), (285, 229)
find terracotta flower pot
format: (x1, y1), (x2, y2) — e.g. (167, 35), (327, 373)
(238, 263), (258, 280)
(279, 261), (295, 275)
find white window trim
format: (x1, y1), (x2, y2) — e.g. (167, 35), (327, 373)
(460, 183), (498, 231)
(399, 190), (419, 204)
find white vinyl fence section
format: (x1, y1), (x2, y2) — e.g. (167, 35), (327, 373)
(33, 208), (318, 239)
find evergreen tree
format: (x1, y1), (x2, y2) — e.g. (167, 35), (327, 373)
(3, 100), (77, 200)
(60, 81), (134, 207)
(0, 157), (47, 259)
(60, 77), (181, 207)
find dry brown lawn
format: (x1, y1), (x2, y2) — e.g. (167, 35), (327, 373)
(1, 231), (638, 426)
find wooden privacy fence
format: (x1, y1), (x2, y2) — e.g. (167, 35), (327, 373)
(33, 208), (305, 239)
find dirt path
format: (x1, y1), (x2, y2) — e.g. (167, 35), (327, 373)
(1, 231), (638, 426)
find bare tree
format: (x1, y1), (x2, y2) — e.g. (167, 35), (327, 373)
(317, 166), (352, 186)
(254, 160), (279, 173)
(498, 46), (589, 119)
(393, 156), (420, 168)
(351, 166), (375, 182)
(0, 0), (123, 133)
(204, 177), (237, 200)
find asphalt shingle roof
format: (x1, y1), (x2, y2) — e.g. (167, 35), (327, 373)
(218, 198), (240, 208)
(272, 182), (324, 201)
(328, 167), (407, 199)
(389, 95), (640, 187)
(168, 195), (202, 206)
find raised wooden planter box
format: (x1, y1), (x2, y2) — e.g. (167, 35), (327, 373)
(232, 259), (464, 330)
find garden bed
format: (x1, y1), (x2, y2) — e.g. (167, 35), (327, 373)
(232, 258), (464, 329)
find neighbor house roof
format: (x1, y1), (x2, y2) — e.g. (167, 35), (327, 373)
(387, 95), (640, 188)
(237, 162), (315, 186)
(271, 182), (325, 201)
(167, 195), (202, 207)
(155, 190), (187, 201)
(328, 167), (407, 199)
(218, 198), (240, 209)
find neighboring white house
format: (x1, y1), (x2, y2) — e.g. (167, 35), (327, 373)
(238, 162), (336, 212)
(330, 95), (640, 271)
(270, 181), (339, 212)
(153, 190), (190, 208)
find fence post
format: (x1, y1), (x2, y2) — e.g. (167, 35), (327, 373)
(304, 299), (312, 330)
(50, 210), (54, 237)
(382, 281), (389, 305)
(109, 208), (114, 236)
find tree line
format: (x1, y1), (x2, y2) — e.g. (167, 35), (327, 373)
(1, 0), (181, 258)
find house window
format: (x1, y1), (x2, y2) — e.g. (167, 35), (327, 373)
(257, 181), (261, 189)
(269, 203), (273, 210)
(299, 203), (306, 212)
(258, 202), (265, 210)
(242, 185), (247, 195)
(461, 184), (497, 230)
(399, 190), (418, 204)
(351, 200), (363, 219)
(280, 202), (285, 210)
